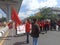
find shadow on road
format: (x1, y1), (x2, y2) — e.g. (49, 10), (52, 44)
(0, 38), (11, 40)
(7, 33), (26, 38)
(13, 41), (27, 45)
(0, 37), (11, 40)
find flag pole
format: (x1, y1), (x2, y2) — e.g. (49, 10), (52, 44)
(11, 7), (22, 36)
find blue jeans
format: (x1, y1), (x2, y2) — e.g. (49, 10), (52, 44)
(33, 38), (38, 45)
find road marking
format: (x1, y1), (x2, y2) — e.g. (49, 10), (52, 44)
(0, 31), (9, 45)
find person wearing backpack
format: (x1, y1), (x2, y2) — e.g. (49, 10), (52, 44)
(31, 19), (40, 45)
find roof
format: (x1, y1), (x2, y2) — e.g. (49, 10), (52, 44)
(0, 0), (23, 14)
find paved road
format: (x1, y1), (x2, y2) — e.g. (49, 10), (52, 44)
(1, 31), (60, 45)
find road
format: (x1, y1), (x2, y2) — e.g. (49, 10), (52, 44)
(1, 30), (60, 45)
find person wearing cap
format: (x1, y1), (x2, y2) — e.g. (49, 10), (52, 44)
(8, 20), (15, 37)
(8, 20), (13, 29)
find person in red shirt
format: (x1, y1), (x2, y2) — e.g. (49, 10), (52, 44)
(37, 20), (42, 33)
(44, 20), (50, 33)
(8, 20), (13, 29)
(25, 19), (31, 43)
(41, 20), (45, 31)
(8, 20), (14, 36)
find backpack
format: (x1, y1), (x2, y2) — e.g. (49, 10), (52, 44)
(31, 24), (40, 38)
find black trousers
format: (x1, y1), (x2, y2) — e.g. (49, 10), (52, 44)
(26, 32), (29, 43)
(40, 26), (42, 31)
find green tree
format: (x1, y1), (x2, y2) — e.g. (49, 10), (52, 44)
(2, 17), (6, 22)
(39, 7), (58, 20)
(28, 7), (58, 20)
(40, 7), (53, 19)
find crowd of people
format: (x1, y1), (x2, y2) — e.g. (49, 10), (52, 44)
(25, 19), (60, 45)
(7, 19), (60, 45)
(37, 19), (60, 32)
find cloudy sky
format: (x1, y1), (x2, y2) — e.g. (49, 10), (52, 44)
(18, 0), (60, 20)
(0, 0), (60, 20)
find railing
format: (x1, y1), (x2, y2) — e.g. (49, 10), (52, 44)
(0, 26), (9, 37)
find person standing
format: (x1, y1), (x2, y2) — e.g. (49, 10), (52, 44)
(8, 20), (13, 37)
(25, 19), (31, 43)
(31, 19), (40, 45)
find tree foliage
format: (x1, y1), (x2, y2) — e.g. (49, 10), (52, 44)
(29, 7), (58, 20)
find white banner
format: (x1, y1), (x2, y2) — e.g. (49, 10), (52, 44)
(17, 24), (26, 34)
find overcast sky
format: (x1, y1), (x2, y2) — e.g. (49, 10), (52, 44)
(0, 0), (60, 20)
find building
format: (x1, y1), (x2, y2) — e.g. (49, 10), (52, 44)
(51, 7), (60, 20)
(0, 0), (23, 21)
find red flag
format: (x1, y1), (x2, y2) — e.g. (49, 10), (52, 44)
(11, 7), (22, 28)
